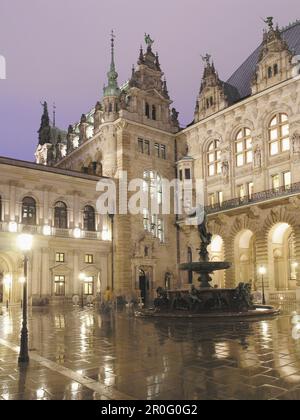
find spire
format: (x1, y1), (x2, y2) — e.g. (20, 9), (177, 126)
(138, 45), (144, 64)
(52, 102), (56, 127)
(155, 52), (161, 71)
(38, 101), (51, 145)
(103, 30), (120, 98)
(163, 78), (170, 99)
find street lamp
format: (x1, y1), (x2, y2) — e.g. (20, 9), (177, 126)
(79, 273), (86, 308)
(16, 233), (33, 364)
(258, 266), (267, 305)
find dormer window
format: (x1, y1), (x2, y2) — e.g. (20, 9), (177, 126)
(268, 66), (273, 78)
(152, 105), (156, 120)
(145, 102), (150, 118)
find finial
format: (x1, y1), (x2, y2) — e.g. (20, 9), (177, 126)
(263, 16), (274, 30)
(110, 29), (116, 68)
(201, 53), (211, 67)
(138, 45), (144, 64)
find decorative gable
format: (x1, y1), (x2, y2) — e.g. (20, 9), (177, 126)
(251, 17), (294, 94)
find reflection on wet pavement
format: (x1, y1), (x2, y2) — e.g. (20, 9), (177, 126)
(1, 304), (300, 400)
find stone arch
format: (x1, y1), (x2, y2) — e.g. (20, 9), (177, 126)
(208, 234), (225, 288)
(258, 104), (294, 129)
(262, 207), (298, 291)
(267, 222), (295, 291)
(228, 119), (255, 142)
(233, 229), (256, 287)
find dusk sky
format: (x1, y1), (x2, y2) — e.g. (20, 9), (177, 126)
(0, 0), (299, 161)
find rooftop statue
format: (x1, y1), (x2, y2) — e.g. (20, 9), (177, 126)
(144, 33), (154, 48)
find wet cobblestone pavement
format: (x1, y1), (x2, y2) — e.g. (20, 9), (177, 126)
(1, 304), (300, 400)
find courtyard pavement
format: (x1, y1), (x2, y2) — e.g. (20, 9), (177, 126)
(1, 304), (300, 400)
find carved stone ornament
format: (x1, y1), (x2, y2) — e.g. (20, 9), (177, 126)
(292, 132), (300, 154)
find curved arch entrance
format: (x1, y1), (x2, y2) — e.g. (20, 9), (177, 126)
(234, 229), (256, 288)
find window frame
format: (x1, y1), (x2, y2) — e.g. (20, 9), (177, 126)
(85, 254), (94, 264)
(269, 113), (290, 156)
(207, 140), (221, 177)
(22, 197), (37, 226)
(235, 128), (253, 168)
(56, 253), (65, 263)
(54, 275), (65, 296)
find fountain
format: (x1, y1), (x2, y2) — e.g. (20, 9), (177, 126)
(136, 210), (279, 319)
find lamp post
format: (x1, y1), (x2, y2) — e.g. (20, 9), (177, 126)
(108, 213), (115, 292)
(79, 273), (85, 308)
(16, 233), (33, 364)
(258, 266), (267, 305)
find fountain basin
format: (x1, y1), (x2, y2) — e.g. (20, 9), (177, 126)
(135, 287), (280, 320)
(136, 305), (280, 320)
(180, 261), (231, 273)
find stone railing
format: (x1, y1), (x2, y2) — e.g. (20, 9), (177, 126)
(0, 222), (105, 241)
(206, 182), (300, 215)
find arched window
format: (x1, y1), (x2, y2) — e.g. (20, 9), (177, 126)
(54, 201), (68, 229)
(145, 102), (150, 118)
(269, 113), (290, 156)
(83, 205), (96, 232)
(274, 64), (279, 76)
(22, 197), (36, 225)
(207, 140), (221, 177)
(152, 105), (156, 120)
(235, 128), (253, 167)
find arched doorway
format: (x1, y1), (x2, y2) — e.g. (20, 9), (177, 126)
(234, 230), (256, 288)
(208, 235), (225, 288)
(268, 223), (295, 291)
(139, 268), (149, 305)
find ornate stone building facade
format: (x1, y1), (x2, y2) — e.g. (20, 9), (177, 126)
(1, 20), (300, 306)
(178, 19), (300, 302)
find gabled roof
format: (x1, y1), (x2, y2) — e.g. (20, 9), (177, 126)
(227, 20), (300, 99)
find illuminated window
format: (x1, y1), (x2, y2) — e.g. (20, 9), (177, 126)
(143, 171), (164, 242)
(207, 140), (221, 177)
(54, 275), (65, 296)
(209, 193), (216, 207)
(269, 113), (290, 156)
(217, 191), (223, 205)
(83, 276), (94, 295)
(85, 254), (94, 264)
(235, 128), (253, 167)
(283, 171), (291, 190)
(247, 182), (254, 200)
(272, 174), (280, 191)
(238, 185), (246, 201)
(56, 253), (65, 263)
